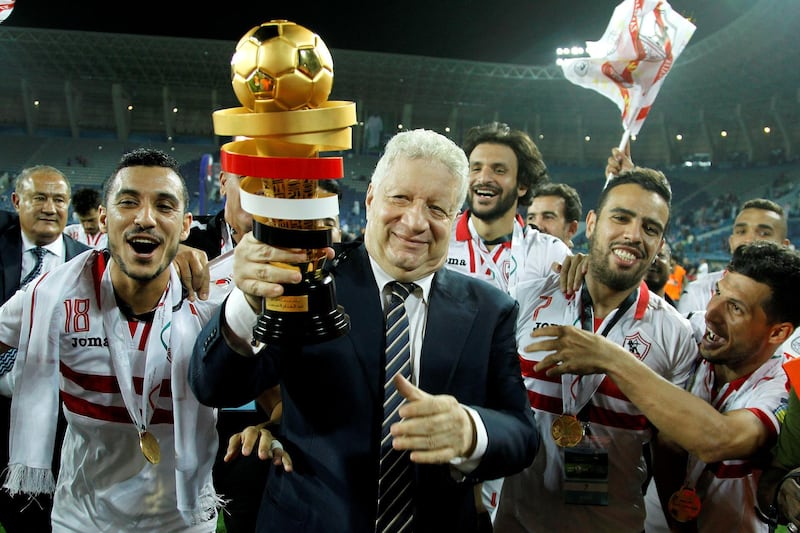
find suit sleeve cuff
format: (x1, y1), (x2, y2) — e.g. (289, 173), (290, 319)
(449, 405), (487, 475)
(223, 288), (265, 356)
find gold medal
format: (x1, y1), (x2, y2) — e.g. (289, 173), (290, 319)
(139, 431), (161, 464)
(668, 486), (701, 522)
(551, 414), (584, 447)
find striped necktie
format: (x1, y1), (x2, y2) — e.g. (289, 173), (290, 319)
(21, 246), (46, 287)
(376, 281), (416, 532)
(0, 347), (16, 376)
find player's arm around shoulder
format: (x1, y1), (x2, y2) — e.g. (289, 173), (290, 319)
(518, 228), (572, 283)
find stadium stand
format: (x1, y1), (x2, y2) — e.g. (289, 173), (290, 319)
(0, 0), (797, 249)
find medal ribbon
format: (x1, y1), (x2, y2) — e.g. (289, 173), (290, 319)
(100, 266), (175, 438)
(467, 216), (526, 297)
(562, 284), (639, 417)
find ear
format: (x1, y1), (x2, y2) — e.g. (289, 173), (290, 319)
(584, 210), (597, 239)
(180, 212), (193, 241)
(11, 192), (20, 211)
(767, 322), (794, 348)
(98, 205), (108, 233)
(517, 183), (528, 199)
(365, 183), (375, 210)
(566, 220), (579, 240)
(218, 172), (229, 197)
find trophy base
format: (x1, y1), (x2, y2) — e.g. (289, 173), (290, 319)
(252, 268), (350, 345)
(253, 305), (350, 345)
(250, 220), (349, 345)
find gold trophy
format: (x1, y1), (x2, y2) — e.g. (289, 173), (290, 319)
(213, 20), (354, 344)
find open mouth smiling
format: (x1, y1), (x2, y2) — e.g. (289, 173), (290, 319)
(611, 247), (643, 265)
(473, 186), (499, 198)
(128, 237), (160, 255)
(702, 327), (727, 350)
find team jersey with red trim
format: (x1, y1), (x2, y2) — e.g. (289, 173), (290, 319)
(495, 273), (698, 532)
(780, 329), (800, 359)
(64, 222), (108, 250)
(61, 263), (220, 531)
(446, 211), (570, 519)
(0, 257), (223, 531)
(445, 211), (570, 296)
(644, 355), (790, 532)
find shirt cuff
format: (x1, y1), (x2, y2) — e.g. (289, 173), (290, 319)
(449, 405), (487, 475)
(223, 288), (265, 356)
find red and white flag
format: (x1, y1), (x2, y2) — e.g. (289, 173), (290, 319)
(0, 0), (14, 23)
(560, 0), (695, 146)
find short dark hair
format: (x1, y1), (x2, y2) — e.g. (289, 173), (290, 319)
(597, 167), (672, 230)
(71, 188), (101, 216)
(103, 148), (189, 212)
(727, 241), (800, 327)
(740, 198), (785, 219)
(462, 122), (548, 206)
(532, 182), (583, 222)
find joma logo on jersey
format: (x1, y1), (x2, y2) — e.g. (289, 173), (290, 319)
(533, 322), (558, 330)
(446, 258), (467, 266)
(70, 337), (108, 348)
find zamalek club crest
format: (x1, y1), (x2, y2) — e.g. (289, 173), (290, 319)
(623, 332), (651, 360)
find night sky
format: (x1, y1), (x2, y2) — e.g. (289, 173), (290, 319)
(2, 1), (742, 65)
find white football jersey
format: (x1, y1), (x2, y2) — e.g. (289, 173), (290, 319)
(644, 354), (790, 532)
(446, 211), (570, 520)
(496, 273), (698, 532)
(64, 223), (108, 250)
(0, 255), (223, 531)
(677, 270), (725, 315)
(446, 211), (570, 297)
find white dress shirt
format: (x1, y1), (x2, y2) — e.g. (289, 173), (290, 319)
(20, 232), (65, 285)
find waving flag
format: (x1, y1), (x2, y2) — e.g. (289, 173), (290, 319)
(560, 0), (695, 149)
(0, 0), (14, 23)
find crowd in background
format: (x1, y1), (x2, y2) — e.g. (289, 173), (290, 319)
(0, 122), (799, 533)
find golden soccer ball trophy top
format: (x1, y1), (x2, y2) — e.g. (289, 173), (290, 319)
(231, 20), (334, 113)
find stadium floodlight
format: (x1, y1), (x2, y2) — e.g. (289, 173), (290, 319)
(555, 45), (588, 66)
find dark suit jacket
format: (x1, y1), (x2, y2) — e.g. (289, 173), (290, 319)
(0, 210), (91, 304)
(190, 243), (538, 533)
(182, 210), (226, 261)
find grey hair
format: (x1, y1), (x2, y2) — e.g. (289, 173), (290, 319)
(371, 129), (469, 213)
(15, 165), (71, 196)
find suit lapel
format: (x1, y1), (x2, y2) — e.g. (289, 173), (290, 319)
(64, 234), (91, 260)
(0, 221), (88, 302)
(419, 268), (478, 392)
(0, 222), (23, 301)
(334, 245), (385, 404)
